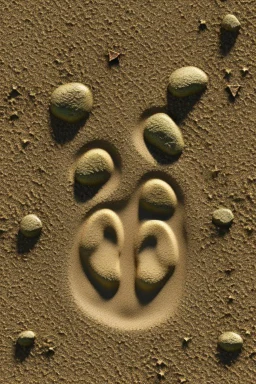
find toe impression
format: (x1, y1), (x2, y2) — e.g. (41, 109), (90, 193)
(135, 220), (179, 294)
(79, 209), (124, 296)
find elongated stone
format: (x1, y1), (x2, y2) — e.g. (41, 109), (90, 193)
(168, 66), (208, 97)
(143, 113), (184, 156)
(50, 83), (93, 122)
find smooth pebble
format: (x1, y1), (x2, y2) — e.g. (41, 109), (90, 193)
(218, 331), (243, 352)
(50, 83), (93, 122)
(212, 208), (234, 227)
(144, 113), (184, 156)
(221, 14), (241, 32)
(17, 330), (36, 347)
(168, 66), (208, 97)
(75, 149), (114, 186)
(20, 214), (42, 237)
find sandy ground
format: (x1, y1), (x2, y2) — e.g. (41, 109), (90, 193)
(0, 0), (255, 383)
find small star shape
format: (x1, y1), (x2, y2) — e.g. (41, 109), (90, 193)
(224, 68), (232, 78)
(226, 84), (241, 98)
(108, 50), (121, 63)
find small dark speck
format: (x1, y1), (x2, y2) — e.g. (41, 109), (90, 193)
(10, 112), (19, 121)
(199, 20), (207, 31)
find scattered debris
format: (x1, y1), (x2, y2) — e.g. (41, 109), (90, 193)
(8, 86), (21, 100)
(245, 225), (253, 235)
(182, 336), (192, 347)
(226, 84), (241, 98)
(224, 68), (232, 78)
(29, 91), (36, 99)
(224, 268), (235, 276)
(241, 67), (249, 76)
(157, 370), (165, 380)
(227, 295), (234, 303)
(108, 50), (121, 63)
(45, 346), (55, 357)
(10, 112), (19, 121)
(156, 359), (167, 368)
(21, 139), (30, 148)
(211, 166), (220, 178)
(199, 19), (207, 30)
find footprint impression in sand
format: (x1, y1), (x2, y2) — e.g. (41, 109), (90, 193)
(66, 67), (207, 329)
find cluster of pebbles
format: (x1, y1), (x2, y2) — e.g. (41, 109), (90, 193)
(17, 15), (243, 353)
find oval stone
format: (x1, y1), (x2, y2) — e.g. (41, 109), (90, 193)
(17, 330), (36, 347)
(143, 113), (184, 156)
(218, 332), (243, 352)
(212, 208), (234, 227)
(75, 149), (114, 186)
(168, 66), (208, 97)
(50, 83), (93, 122)
(20, 214), (42, 237)
(140, 179), (177, 216)
(221, 14), (241, 32)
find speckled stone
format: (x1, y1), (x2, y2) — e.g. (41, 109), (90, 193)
(212, 208), (234, 227)
(218, 332), (243, 352)
(143, 113), (184, 156)
(50, 83), (93, 122)
(221, 14), (241, 32)
(17, 330), (36, 347)
(168, 66), (208, 97)
(20, 214), (42, 237)
(75, 149), (114, 186)
(139, 179), (177, 216)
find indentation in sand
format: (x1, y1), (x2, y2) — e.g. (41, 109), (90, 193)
(69, 174), (186, 330)
(135, 220), (179, 293)
(79, 209), (123, 298)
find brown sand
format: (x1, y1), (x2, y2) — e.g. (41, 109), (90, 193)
(1, 1), (256, 383)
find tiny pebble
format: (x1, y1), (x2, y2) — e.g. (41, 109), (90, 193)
(20, 214), (42, 237)
(212, 208), (234, 227)
(17, 330), (36, 347)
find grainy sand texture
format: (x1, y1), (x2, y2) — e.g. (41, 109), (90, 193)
(1, 0), (255, 383)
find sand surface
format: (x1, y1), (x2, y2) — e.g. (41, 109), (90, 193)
(1, 0), (255, 383)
